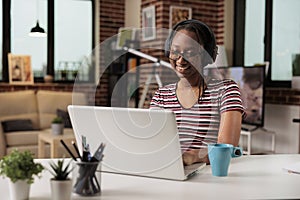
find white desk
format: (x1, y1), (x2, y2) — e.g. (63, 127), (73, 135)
(1, 154), (300, 199)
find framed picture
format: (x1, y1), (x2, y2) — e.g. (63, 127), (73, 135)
(142, 5), (156, 41)
(8, 53), (34, 84)
(116, 27), (136, 49)
(169, 6), (192, 29)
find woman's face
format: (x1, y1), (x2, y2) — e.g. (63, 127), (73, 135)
(169, 29), (204, 79)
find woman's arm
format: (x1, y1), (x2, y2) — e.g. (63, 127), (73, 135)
(182, 110), (242, 165)
(217, 110), (242, 146)
(182, 148), (209, 165)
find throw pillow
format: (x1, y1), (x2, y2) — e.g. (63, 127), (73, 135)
(56, 109), (72, 128)
(1, 119), (35, 132)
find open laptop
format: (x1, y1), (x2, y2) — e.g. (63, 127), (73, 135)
(68, 105), (206, 181)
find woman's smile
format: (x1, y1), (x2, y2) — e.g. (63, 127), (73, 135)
(176, 65), (191, 73)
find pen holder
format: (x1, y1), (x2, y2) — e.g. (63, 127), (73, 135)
(72, 161), (101, 196)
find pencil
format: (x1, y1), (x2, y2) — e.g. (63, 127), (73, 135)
(72, 140), (82, 161)
(60, 139), (77, 161)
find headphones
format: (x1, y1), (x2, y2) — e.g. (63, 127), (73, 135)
(165, 19), (218, 66)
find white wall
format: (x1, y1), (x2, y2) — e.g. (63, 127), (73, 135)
(125, 0), (141, 28)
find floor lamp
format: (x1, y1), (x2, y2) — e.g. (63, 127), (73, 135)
(123, 47), (172, 108)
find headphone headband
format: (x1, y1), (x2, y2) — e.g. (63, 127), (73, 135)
(165, 19), (217, 65)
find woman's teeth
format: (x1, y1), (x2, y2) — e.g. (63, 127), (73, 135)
(177, 66), (190, 71)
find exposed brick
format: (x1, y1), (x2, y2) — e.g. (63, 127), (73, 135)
(273, 96), (288, 104)
(266, 88), (281, 96)
(288, 96), (300, 104)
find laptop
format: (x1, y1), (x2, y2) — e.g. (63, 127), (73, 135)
(68, 105), (206, 181)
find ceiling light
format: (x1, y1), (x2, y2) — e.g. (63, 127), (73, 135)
(29, 20), (47, 37)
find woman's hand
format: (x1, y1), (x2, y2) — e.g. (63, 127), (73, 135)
(182, 149), (210, 165)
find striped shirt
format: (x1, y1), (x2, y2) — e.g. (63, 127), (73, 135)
(150, 79), (245, 150)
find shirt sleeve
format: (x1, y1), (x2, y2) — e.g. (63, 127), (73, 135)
(150, 89), (163, 109)
(220, 80), (246, 118)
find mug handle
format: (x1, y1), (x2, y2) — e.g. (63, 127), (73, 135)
(232, 146), (243, 157)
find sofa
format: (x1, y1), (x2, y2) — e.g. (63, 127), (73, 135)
(0, 90), (87, 158)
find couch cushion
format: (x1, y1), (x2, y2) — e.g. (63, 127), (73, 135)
(36, 90), (87, 129)
(0, 90), (40, 129)
(6, 145), (51, 158)
(7, 145), (40, 158)
(5, 130), (40, 146)
(1, 119), (35, 132)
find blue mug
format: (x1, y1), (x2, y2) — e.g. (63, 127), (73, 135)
(208, 143), (242, 176)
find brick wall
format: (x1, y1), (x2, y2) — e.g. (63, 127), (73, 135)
(138, 0), (226, 107)
(97, 0), (126, 106)
(95, 0), (227, 107)
(2, 0), (298, 107)
(266, 88), (300, 105)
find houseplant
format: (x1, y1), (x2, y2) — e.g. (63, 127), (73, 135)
(49, 159), (73, 200)
(51, 116), (64, 135)
(0, 149), (44, 200)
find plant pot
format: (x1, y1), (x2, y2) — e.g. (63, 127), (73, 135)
(61, 71), (68, 80)
(44, 75), (53, 83)
(51, 179), (72, 200)
(51, 123), (64, 135)
(9, 180), (30, 200)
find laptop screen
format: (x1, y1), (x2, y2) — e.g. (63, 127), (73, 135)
(68, 105), (189, 179)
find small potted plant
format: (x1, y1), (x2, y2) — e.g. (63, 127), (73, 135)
(49, 159), (74, 200)
(51, 116), (64, 135)
(0, 149), (44, 200)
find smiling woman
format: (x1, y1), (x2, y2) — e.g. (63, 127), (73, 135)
(150, 19), (245, 166)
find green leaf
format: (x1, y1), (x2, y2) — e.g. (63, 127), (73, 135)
(0, 149), (44, 184)
(48, 159), (73, 180)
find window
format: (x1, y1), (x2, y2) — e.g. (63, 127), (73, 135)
(271, 0), (300, 81)
(234, 0), (300, 87)
(54, 0), (92, 81)
(1, 0), (94, 83)
(11, 0), (47, 77)
(244, 0), (265, 66)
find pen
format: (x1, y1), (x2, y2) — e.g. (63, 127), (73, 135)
(287, 170), (300, 175)
(60, 139), (77, 161)
(82, 144), (91, 162)
(91, 143), (106, 162)
(72, 140), (82, 161)
(82, 135), (87, 150)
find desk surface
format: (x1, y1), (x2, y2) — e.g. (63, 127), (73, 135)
(1, 154), (300, 199)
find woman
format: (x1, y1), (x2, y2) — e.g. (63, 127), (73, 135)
(150, 19), (245, 165)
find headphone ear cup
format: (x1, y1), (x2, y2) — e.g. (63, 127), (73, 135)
(201, 54), (212, 67)
(212, 46), (218, 62)
(164, 20), (188, 58)
(165, 19), (218, 63)
(164, 36), (171, 57)
(201, 45), (218, 66)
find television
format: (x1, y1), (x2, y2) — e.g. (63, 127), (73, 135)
(204, 65), (266, 129)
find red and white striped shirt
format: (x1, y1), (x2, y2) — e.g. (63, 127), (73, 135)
(150, 79), (245, 150)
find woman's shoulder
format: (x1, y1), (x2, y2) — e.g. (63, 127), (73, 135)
(207, 78), (238, 88)
(157, 83), (176, 91)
